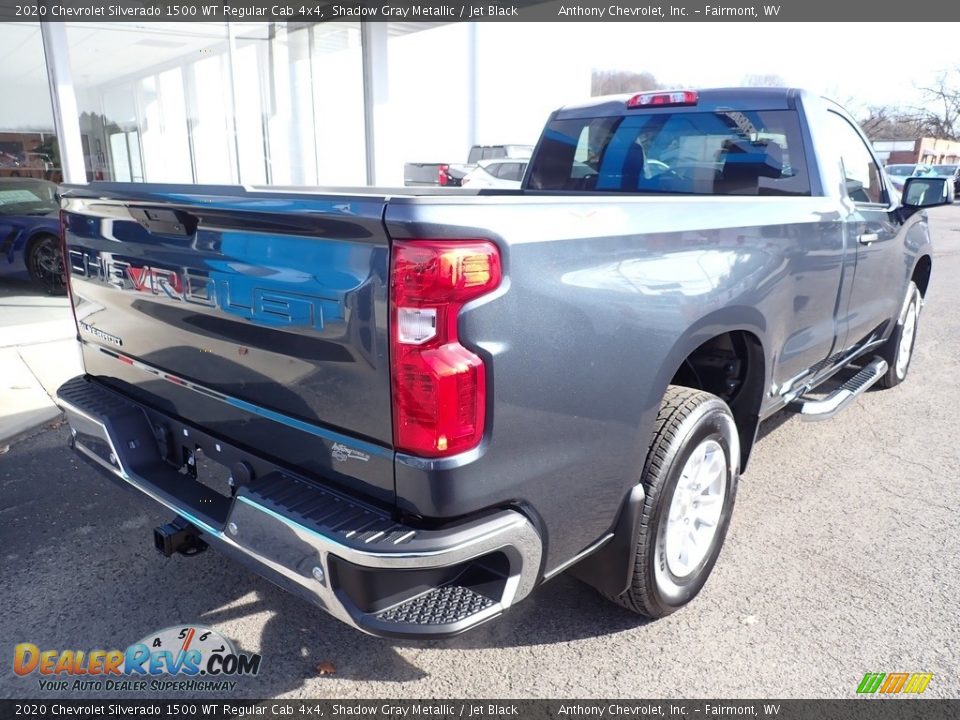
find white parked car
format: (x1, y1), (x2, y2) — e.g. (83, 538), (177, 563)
(461, 158), (529, 188)
(885, 163), (933, 196)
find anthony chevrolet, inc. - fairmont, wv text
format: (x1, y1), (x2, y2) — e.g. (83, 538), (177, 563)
(557, 4), (780, 17)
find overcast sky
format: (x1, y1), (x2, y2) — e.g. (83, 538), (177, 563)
(539, 22), (957, 113)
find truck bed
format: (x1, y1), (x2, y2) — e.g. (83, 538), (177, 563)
(61, 180), (840, 542)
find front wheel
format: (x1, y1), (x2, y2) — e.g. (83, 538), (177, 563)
(26, 234), (66, 295)
(605, 386), (740, 619)
(878, 281), (921, 389)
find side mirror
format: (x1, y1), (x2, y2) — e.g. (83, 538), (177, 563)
(902, 176), (952, 209)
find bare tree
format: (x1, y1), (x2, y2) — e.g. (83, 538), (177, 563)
(856, 70), (960, 142)
(591, 70), (663, 96)
(858, 105), (931, 141)
(764, 68), (960, 141)
(741, 73), (787, 87)
(917, 70), (960, 140)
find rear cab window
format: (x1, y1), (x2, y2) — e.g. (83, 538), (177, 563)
(528, 106), (812, 196)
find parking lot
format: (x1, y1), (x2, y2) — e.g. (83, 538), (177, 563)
(2, 205), (959, 700)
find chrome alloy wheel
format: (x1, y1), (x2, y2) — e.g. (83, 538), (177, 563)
(28, 235), (66, 294)
(896, 297), (918, 379)
(33, 237), (61, 276)
(663, 439), (727, 578)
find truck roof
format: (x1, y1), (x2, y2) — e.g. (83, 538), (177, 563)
(555, 87), (806, 119)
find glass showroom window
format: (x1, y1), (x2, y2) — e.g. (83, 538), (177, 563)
(378, 23), (474, 186)
(0, 23), (60, 184)
(231, 22), (366, 186)
(311, 23), (365, 185)
(63, 21), (365, 187)
(66, 22), (232, 184)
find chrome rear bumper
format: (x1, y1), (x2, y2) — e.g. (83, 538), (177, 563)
(57, 375), (543, 638)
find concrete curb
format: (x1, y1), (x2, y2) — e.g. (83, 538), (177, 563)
(0, 338), (81, 447)
(0, 318), (76, 349)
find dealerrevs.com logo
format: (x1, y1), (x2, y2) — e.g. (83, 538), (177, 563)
(13, 625), (261, 692)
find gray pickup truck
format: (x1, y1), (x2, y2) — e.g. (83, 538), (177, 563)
(56, 88), (948, 639)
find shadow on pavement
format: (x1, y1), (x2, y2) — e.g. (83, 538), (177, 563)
(0, 277), (72, 333)
(0, 407), (63, 449)
(0, 276), (46, 298)
(0, 427), (649, 699)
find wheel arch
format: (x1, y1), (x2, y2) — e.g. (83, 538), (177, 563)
(663, 329), (766, 473)
(647, 308), (769, 474)
(912, 253), (932, 298)
(25, 229), (60, 258)
(572, 314), (768, 598)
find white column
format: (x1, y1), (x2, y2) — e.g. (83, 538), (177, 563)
(361, 22), (388, 186)
(466, 23), (478, 149)
(286, 25), (316, 186)
(40, 22), (86, 184)
(226, 23), (243, 184)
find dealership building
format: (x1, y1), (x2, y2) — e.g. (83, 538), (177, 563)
(2, 21), (591, 187)
(873, 138), (960, 167)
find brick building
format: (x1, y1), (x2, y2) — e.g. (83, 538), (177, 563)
(874, 138), (960, 166)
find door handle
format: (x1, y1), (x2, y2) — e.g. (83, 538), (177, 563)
(858, 233), (879, 245)
(128, 207), (198, 237)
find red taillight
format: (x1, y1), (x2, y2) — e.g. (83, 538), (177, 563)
(438, 164), (449, 187)
(390, 240), (501, 457)
(627, 90), (699, 108)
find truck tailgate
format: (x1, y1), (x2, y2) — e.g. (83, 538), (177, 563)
(61, 184), (394, 503)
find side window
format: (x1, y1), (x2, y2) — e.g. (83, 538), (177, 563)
(826, 111), (884, 204)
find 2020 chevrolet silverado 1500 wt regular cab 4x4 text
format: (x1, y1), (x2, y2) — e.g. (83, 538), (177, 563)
(55, 88), (947, 639)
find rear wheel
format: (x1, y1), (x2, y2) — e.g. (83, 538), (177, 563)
(26, 234), (66, 295)
(878, 281), (921, 389)
(605, 386), (739, 618)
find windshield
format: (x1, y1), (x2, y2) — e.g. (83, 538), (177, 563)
(0, 179), (58, 216)
(527, 109), (811, 196)
(933, 165), (958, 174)
(885, 165), (915, 177)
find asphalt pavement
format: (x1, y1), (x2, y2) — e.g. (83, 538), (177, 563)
(2, 206), (959, 700)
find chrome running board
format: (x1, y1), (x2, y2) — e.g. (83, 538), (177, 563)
(791, 357), (888, 421)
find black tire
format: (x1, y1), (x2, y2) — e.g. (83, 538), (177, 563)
(26, 234), (67, 295)
(877, 281), (921, 389)
(605, 386), (740, 618)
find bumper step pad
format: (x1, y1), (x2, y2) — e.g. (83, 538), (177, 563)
(376, 585), (497, 626)
(244, 472), (417, 549)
